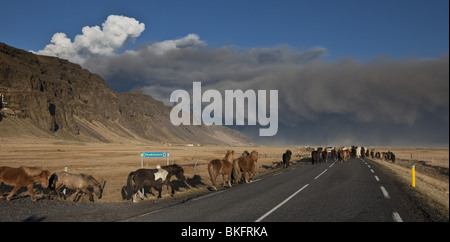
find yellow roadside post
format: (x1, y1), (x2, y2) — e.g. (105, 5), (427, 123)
(411, 165), (416, 187)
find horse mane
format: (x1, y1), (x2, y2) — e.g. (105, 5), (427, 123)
(250, 150), (258, 162)
(20, 166), (47, 177)
(223, 150), (234, 163)
(80, 173), (100, 186)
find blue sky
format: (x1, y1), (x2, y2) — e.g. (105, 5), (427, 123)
(1, 0), (448, 60)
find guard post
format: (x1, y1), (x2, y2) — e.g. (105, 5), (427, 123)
(411, 165), (415, 187)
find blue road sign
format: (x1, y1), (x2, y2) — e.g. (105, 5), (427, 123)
(141, 152), (167, 158)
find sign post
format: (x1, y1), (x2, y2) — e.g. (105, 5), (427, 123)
(140, 152), (169, 168)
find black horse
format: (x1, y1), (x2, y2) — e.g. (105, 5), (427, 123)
(311, 150), (319, 165)
(282, 150), (292, 168)
(125, 164), (188, 203)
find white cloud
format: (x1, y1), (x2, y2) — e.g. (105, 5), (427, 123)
(34, 15), (145, 64)
(145, 33), (205, 55)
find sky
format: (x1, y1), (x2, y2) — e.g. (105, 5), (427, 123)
(0, 0), (449, 146)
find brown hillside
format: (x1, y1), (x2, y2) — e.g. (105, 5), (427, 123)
(0, 42), (253, 146)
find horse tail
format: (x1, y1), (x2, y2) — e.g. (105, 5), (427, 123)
(126, 172), (135, 200)
(232, 159), (242, 184)
(207, 161), (218, 191)
(48, 173), (58, 191)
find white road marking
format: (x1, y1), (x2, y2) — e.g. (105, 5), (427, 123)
(314, 169), (328, 179)
(273, 172), (284, 176)
(192, 190), (225, 201)
(374, 175), (380, 182)
(380, 186), (390, 199)
(370, 169), (375, 173)
(392, 212), (403, 222)
(255, 184), (309, 222)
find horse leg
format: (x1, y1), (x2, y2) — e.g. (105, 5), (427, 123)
(168, 181), (175, 196)
(221, 174), (226, 187)
(210, 172), (219, 191)
(73, 189), (83, 202)
(157, 184), (162, 199)
(243, 171), (249, 183)
(6, 184), (22, 201)
(227, 173), (232, 188)
(55, 184), (66, 200)
(133, 182), (144, 203)
(27, 183), (36, 201)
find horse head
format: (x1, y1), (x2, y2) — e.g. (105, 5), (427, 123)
(250, 150), (259, 162)
(88, 175), (106, 199)
(39, 170), (51, 188)
(224, 150), (235, 163)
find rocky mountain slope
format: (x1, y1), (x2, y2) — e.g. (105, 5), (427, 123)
(0, 42), (253, 145)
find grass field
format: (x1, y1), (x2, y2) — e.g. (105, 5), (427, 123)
(1, 137), (448, 218)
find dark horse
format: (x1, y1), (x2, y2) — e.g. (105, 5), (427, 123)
(126, 164), (186, 203)
(311, 151), (319, 165)
(282, 149), (292, 168)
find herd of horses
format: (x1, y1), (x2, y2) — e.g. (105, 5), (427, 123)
(207, 149), (259, 191)
(0, 164), (186, 203)
(0, 146), (396, 203)
(311, 146), (396, 164)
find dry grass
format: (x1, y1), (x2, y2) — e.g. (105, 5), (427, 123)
(367, 147), (449, 219)
(0, 137), (308, 203)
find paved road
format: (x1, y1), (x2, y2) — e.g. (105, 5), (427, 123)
(0, 157), (435, 222)
(120, 157), (426, 222)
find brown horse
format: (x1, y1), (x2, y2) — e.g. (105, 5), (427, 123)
(231, 150), (250, 184)
(207, 150), (234, 191)
(237, 150), (259, 183)
(47, 171), (105, 202)
(0, 166), (50, 201)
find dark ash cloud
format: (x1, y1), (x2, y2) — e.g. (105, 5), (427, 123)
(83, 35), (449, 146)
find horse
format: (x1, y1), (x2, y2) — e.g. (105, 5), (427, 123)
(337, 148), (345, 163)
(0, 166), (50, 201)
(237, 150), (259, 183)
(126, 165), (172, 203)
(375, 152), (381, 159)
(282, 149), (292, 168)
(231, 151), (250, 184)
(161, 164), (190, 195)
(311, 150), (319, 165)
(47, 171), (105, 202)
(322, 149), (328, 162)
(331, 148), (337, 161)
(208, 150), (234, 191)
(317, 147), (323, 162)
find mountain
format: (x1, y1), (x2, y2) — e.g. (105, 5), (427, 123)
(0, 42), (253, 145)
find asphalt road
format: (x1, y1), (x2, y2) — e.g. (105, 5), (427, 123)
(120, 157), (426, 222)
(1, 157), (436, 222)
